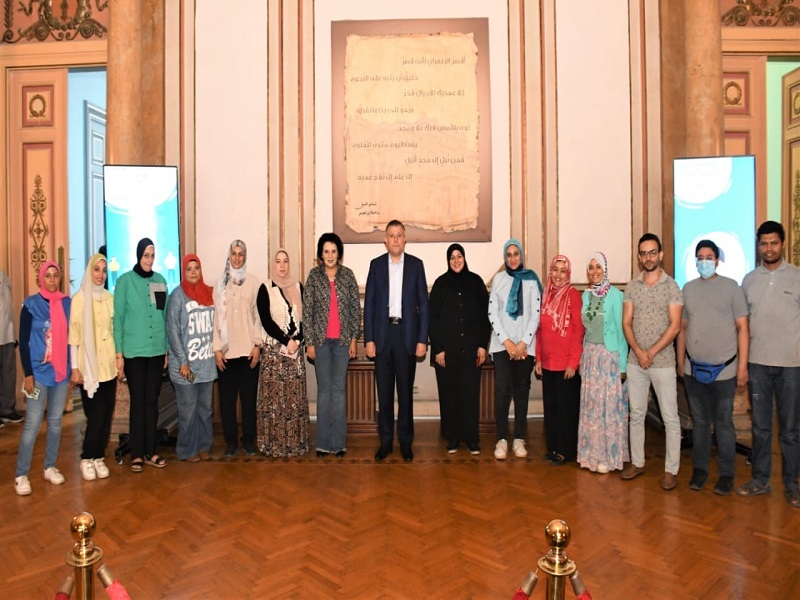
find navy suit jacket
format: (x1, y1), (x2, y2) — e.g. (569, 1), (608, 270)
(364, 252), (429, 356)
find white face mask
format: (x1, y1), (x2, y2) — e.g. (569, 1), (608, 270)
(696, 259), (716, 279)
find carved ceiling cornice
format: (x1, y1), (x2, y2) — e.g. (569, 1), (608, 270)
(2, 0), (108, 44)
(722, 0), (800, 27)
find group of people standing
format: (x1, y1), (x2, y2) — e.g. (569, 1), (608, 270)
(8, 219), (800, 508)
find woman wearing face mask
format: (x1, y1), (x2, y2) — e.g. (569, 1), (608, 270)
(166, 254), (216, 463)
(303, 233), (361, 459)
(429, 244), (490, 455)
(488, 239), (542, 460)
(14, 262), (71, 495)
(535, 255), (585, 466)
(212, 240), (262, 457)
(577, 252), (629, 474)
(256, 249), (309, 457)
(69, 254), (117, 482)
(114, 238), (169, 472)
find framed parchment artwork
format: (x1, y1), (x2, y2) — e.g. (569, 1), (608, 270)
(331, 18), (492, 243)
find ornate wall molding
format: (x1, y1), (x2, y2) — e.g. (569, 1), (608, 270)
(3, 0), (108, 44)
(721, 0), (800, 27)
(28, 174), (49, 277)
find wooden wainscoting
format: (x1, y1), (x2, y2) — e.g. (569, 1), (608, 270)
(345, 360), (496, 436)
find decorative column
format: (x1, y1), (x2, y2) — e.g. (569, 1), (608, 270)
(684, 0), (724, 156)
(106, 0), (144, 165)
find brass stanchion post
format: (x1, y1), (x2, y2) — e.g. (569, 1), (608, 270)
(537, 520), (576, 600)
(64, 512), (104, 600)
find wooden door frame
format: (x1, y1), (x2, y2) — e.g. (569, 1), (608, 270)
(0, 40), (106, 311)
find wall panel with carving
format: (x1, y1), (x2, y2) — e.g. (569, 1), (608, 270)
(2, 0), (109, 44)
(720, 0), (800, 27)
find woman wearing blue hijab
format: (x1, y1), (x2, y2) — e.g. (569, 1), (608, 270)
(488, 239), (542, 460)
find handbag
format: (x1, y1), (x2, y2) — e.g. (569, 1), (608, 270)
(687, 353), (736, 384)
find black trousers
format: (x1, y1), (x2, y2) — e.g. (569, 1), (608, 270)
(493, 352), (535, 440)
(435, 361), (481, 444)
(217, 356), (260, 447)
(541, 368), (581, 460)
(374, 324), (416, 449)
(81, 378), (117, 459)
(125, 355), (165, 459)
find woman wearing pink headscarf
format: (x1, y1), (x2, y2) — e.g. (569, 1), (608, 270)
(14, 261), (71, 496)
(535, 255), (585, 465)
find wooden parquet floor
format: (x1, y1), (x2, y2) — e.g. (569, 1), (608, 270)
(1, 411), (798, 599)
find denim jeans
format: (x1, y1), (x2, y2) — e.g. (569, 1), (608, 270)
(748, 363), (800, 491)
(16, 381), (68, 477)
(314, 339), (350, 453)
(174, 381), (214, 460)
(627, 363), (681, 474)
(684, 375), (736, 478)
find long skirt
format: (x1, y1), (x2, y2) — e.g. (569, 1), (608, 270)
(256, 345), (310, 457)
(577, 341), (629, 472)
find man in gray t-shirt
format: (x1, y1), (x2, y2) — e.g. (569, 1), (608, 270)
(676, 240), (748, 496)
(622, 233), (683, 491)
(737, 221), (800, 508)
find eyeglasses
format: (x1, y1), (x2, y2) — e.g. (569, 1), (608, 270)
(638, 249), (659, 258)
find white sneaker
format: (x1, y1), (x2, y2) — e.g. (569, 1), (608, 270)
(15, 476), (31, 496)
(44, 467), (65, 485)
(80, 459), (97, 481)
(93, 458), (110, 479)
(512, 439), (528, 458)
(494, 439), (508, 460)
(597, 463), (609, 474)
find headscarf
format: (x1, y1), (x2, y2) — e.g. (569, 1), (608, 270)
(271, 249), (302, 319)
(133, 238), (155, 278)
(503, 238), (542, 320)
(587, 251), (611, 298)
(215, 240), (249, 354)
(180, 254), (214, 307)
(78, 254), (107, 398)
(541, 254), (573, 337)
(38, 261), (68, 381)
(444, 243), (469, 276)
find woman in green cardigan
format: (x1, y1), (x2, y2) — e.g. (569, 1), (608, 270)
(114, 238), (169, 472)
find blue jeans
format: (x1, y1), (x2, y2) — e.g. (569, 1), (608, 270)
(748, 363), (800, 491)
(174, 381), (214, 460)
(16, 381), (68, 477)
(314, 339), (350, 453)
(684, 375), (736, 478)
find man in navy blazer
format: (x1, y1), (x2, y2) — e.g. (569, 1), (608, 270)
(364, 220), (429, 462)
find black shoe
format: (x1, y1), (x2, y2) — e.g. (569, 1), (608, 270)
(446, 439), (459, 454)
(316, 450), (327, 458)
(224, 445), (237, 457)
(713, 476), (734, 496)
(243, 443), (257, 456)
(401, 445), (413, 463)
(467, 442), (481, 455)
(375, 446), (392, 462)
(335, 450), (346, 458)
(550, 453), (566, 466)
(689, 469), (708, 491)
(0, 411), (23, 423)
(543, 451), (556, 463)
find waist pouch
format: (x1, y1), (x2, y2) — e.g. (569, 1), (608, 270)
(688, 353), (736, 384)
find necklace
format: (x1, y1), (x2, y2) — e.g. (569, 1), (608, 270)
(585, 295), (604, 321)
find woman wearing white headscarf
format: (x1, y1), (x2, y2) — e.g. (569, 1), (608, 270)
(69, 254), (117, 481)
(212, 240), (262, 457)
(577, 252), (629, 473)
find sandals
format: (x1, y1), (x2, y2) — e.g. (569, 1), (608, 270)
(736, 480), (772, 497)
(144, 454), (167, 468)
(131, 458), (144, 473)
